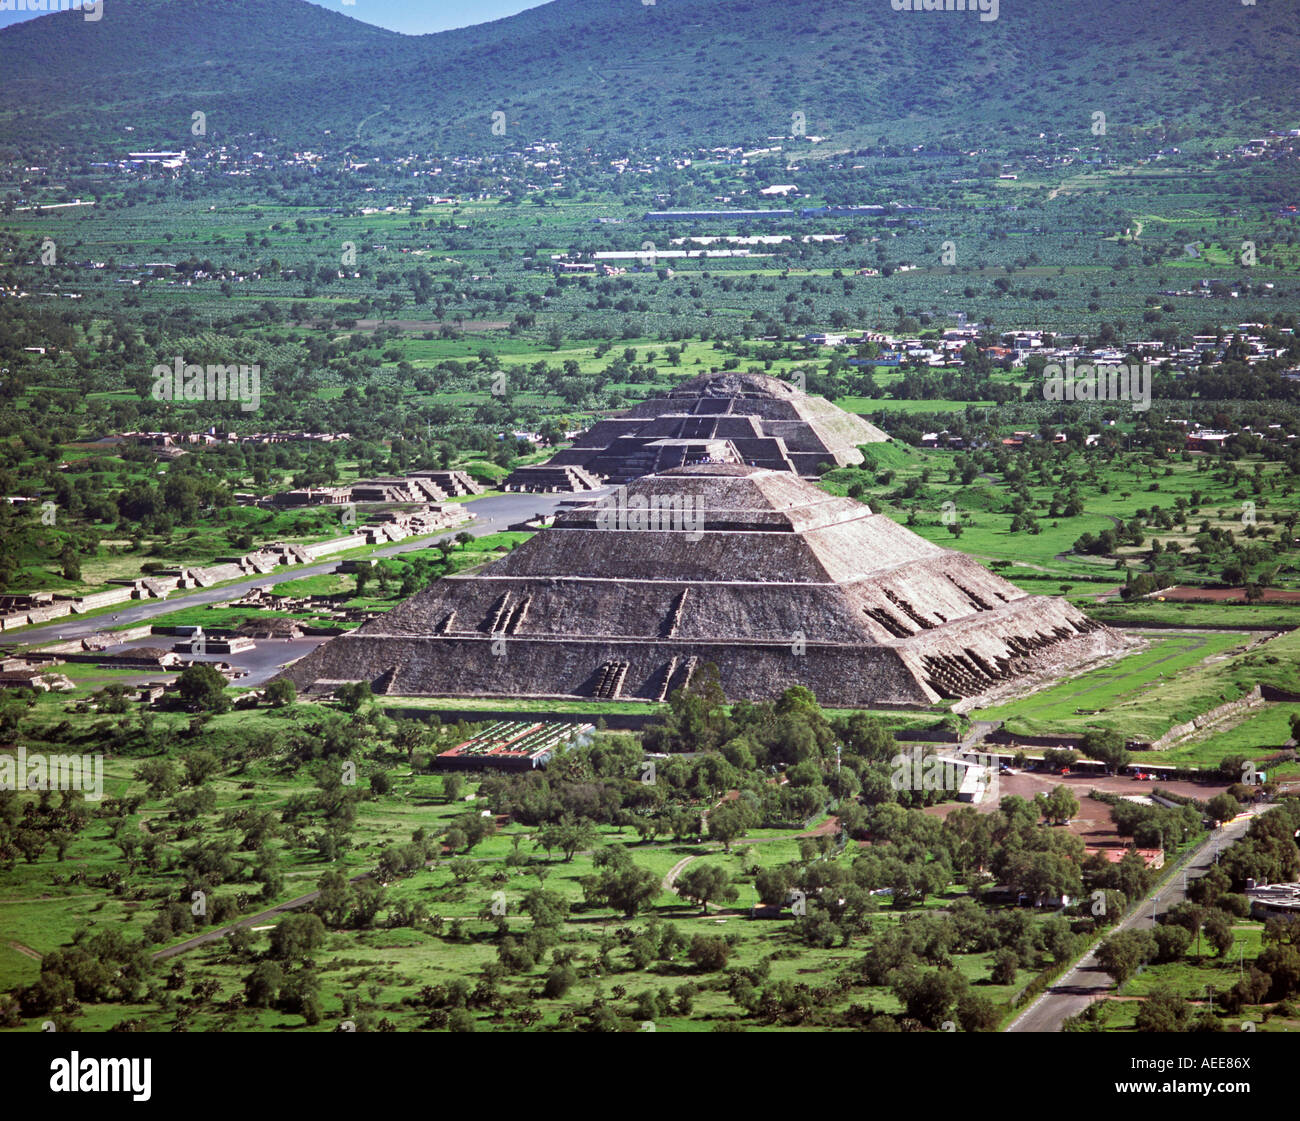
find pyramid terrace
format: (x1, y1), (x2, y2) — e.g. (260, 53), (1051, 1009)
(515, 371), (888, 486)
(279, 464), (1125, 709)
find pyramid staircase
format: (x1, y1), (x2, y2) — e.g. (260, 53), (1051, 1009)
(593, 660), (630, 699)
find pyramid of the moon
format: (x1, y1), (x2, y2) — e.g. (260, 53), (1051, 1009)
(540, 372), (889, 482)
(278, 465), (1126, 707)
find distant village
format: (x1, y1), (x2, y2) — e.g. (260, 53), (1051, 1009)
(9, 120), (1298, 229)
(797, 319), (1297, 374)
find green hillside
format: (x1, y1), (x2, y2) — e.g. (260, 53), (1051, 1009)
(1, 0), (1297, 151)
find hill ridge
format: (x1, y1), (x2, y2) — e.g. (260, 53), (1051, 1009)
(1, 0), (1297, 150)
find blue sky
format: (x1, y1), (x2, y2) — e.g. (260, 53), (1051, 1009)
(308, 0), (548, 34)
(0, 1), (550, 34)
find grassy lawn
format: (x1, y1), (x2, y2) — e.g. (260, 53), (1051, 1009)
(976, 630), (1248, 740)
(1099, 922), (1300, 1033)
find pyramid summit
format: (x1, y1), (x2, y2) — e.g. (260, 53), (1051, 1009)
(529, 372), (888, 484)
(279, 465), (1126, 708)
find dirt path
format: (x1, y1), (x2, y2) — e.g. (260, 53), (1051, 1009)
(797, 815), (841, 838)
(663, 855), (698, 891)
(155, 803), (846, 960)
(7, 941), (42, 961)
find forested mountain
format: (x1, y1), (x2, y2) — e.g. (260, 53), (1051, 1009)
(2, 0), (1297, 154)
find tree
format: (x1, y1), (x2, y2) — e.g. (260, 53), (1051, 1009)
(59, 544), (81, 581)
(990, 947), (1019, 985)
(265, 679), (296, 708)
(1188, 864), (1230, 908)
(137, 758), (180, 799)
(755, 864), (797, 906)
(604, 864), (662, 918)
(243, 961), (283, 1008)
(22, 928), (153, 1013)
(522, 887), (569, 929)
(314, 870), (353, 928)
(1203, 910), (1235, 957)
(1135, 986), (1195, 1032)
(443, 828), (468, 855)
(181, 749), (220, 787)
(1080, 729), (1129, 773)
(891, 968), (968, 1029)
(268, 913), (326, 962)
(391, 718), (428, 764)
(15, 829), (47, 864)
(1038, 785), (1079, 826)
(1221, 967), (1271, 1015)
(177, 664), (230, 713)
(543, 963), (577, 998)
(676, 864), (738, 914)
(707, 804), (749, 852)
(540, 816), (597, 862)
(688, 934), (731, 972)
(1154, 923), (1192, 963)
(1206, 792), (1242, 827)
(581, 848), (660, 918)
(1096, 929), (1156, 987)
(279, 968), (322, 1024)
(449, 811), (496, 853)
(335, 681), (373, 713)
(957, 992), (999, 1032)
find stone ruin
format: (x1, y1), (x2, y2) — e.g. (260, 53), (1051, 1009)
(503, 464), (602, 493)
(507, 371), (889, 487)
(277, 464), (1128, 708)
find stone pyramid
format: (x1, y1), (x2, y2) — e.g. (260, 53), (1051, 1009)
(278, 465), (1126, 708)
(542, 372), (889, 482)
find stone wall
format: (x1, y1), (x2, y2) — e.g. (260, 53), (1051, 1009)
(282, 633), (939, 708)
(69, 587), (133, 613)
(1144, 686), (1264, 750)
(303, 534), (368, 559)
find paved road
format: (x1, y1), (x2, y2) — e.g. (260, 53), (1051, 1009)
(1007, 805), (1271, 1033)
(6, 489), (610, 649)
(155, 881), (350, 961)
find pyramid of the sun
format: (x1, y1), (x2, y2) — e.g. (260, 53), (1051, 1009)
(541, 371), (888, 482)
(279, 465), (1125, 707)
